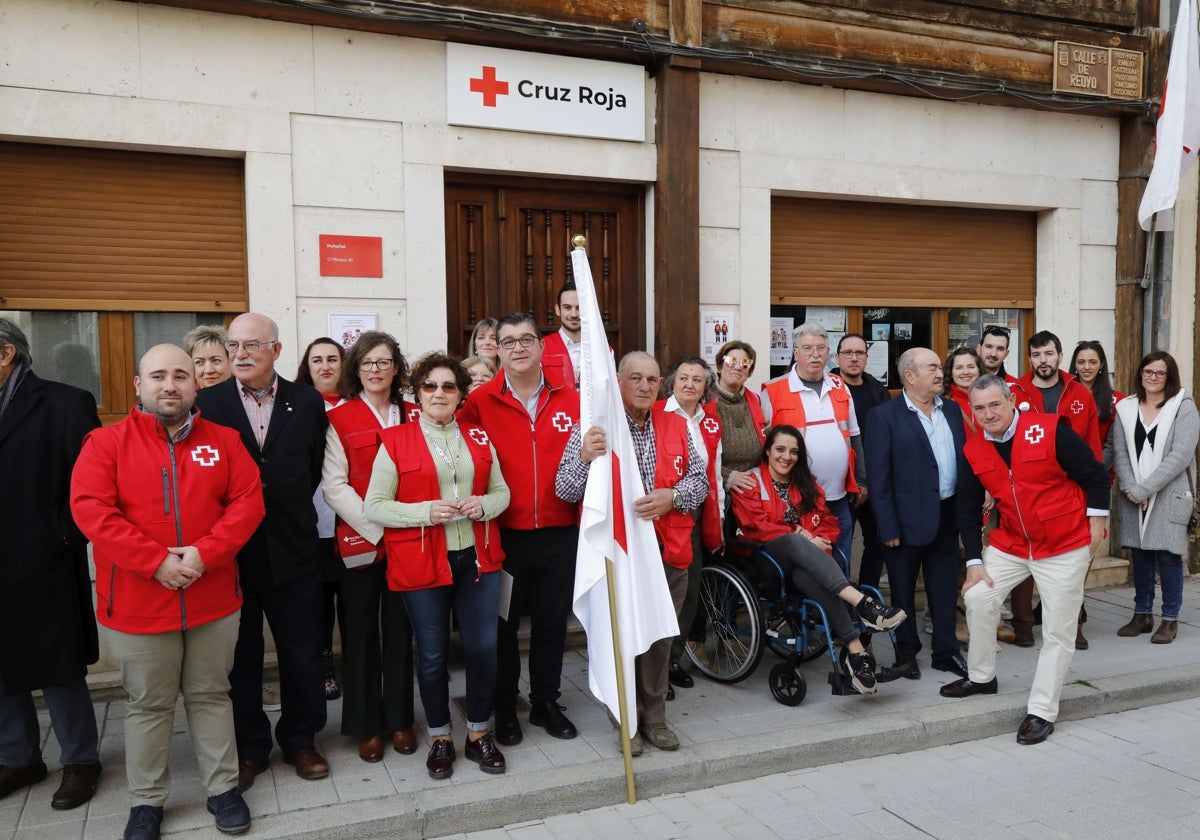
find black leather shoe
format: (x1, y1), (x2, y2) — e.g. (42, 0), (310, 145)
(123, 804), (164, 840)
(0, 759), (48, 801)
(426, 738), (455, 780)
(668, 662), (694, 688)
(206, 786), (251, 835)
(939, 676), (999, 698)
(463, 733), (506, 774)
(931, 652), (969, 678)
(52, 762), (101, 810)
(528, 700), (578, 740)
(666, 686), (675, 701)
(1016, 714), (1055, 745)
(494, 708), (523, 746)
(876, 659), (920, 683)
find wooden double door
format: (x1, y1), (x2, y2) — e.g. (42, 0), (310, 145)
(445, 174), (645, 361)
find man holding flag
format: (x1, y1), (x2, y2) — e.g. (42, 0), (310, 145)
(557, 350), (708, 755)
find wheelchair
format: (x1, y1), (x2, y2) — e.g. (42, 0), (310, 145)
(684, 530), (896, 706)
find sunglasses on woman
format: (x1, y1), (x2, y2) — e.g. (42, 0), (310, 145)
(420, 380), (460, 393)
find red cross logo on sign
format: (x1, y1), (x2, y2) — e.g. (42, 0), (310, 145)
(552, 411), (573, 433)
(1024, 424), (1045, 445)
(191, 445), (220, 467)
(701, 417), (719, 434)
(1070, 400), (1084, 415)
(468, 428), (490, 447)
(469, 66), (509, 107)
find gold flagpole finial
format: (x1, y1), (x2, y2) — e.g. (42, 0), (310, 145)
(572, 234), (587, 249)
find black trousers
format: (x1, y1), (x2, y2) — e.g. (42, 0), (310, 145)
(853, 500), (887, 591)
(883, 498), (962, 663)
(495, 526), (578, 711)
(337, 561), (414, 738)
(230, 571), (327, 761)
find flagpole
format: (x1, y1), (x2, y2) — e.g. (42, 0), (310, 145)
(573, 234), (638, 804)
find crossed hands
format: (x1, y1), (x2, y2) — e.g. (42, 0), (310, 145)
(154, 546), (205, 591)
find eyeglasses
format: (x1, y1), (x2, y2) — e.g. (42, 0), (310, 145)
(358, 359), (395, 372)
(498, 334), (539, 351)
(1141, 369), (1168, 380)
(225, 340), (274, 354)
(420, 380), (460, 393)
(797, 345), (829, 356)
(723, 358), (752, 371)
(838, 350), (867, 358)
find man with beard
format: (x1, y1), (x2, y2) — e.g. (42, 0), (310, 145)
(976, 325), (1020, 382)
(541, 283), (582, 389)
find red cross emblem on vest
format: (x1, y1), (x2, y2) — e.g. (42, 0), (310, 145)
(701, 417), (719, 434)
(552, 411), (573, 433)
(810, 513), (821, 529)
(1070, 400), (1084, 415)
(673, 455), (684, 476)
(191, 445), (220, 467)
(468, 428), (490, 447)
(407, 406), (421, 422)
(1024, 424), (1045, 445)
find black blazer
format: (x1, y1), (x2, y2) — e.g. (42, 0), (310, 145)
(0, 372), (100, 692)
(195, 376), (327, 587)
(865, 394), (967, 547)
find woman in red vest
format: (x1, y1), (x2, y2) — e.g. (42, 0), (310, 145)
(1070, 340), (1124, 450)
(321, 332), (415, 763)
(944, 347), (984, 438)
(714, 340), (767, 497)
(297, 336), (346, 702)
(364, 353), (510, 781)
(731, 426), (906, 695)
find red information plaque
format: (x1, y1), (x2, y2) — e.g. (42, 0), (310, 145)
(319, 235), (383, 278)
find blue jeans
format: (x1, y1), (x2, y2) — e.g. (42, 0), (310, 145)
(1131, 549), (1184, 620)
(826, 495), (854, 574)
(401, 549), (500, 736)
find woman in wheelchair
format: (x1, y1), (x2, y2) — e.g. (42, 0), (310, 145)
(731, 425), (907, 695)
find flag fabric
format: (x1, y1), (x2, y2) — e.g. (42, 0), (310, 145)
(570, 245), (680, 729)
(1139, 0), (1200, 231)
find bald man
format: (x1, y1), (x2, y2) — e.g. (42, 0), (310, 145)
(195, 314), (331, 788)
(72, 344), (265, 839)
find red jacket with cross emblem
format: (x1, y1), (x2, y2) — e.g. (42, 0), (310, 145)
(962, 412), (1091, 559)
(1010, 370), (1102, 459)
(458, 361), (580, 530)
(70, 407), (265, 634)
(378, 420), (503, 591)
(651, 409), (699, 569)
(730, 464), (840, 549)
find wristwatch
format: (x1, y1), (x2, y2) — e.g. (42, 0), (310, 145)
(672, 488), (684, 511)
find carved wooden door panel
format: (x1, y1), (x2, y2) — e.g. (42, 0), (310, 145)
(445, 174), (645, 360)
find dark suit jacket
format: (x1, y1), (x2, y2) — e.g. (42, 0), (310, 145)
(865, 393), (967, 547)
(0, 372), (101, 692)
(195, 376), (327, 588)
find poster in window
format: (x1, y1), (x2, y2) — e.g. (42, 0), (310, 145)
(865, 341), (889, 386)
(806, 305), (846, 332)
(871, 323), (892, 341)
(769, 316), (794, 366)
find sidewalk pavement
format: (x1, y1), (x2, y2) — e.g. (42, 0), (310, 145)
(4, 579), (1199, 840)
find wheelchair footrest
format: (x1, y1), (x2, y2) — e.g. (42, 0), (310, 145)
(827, 670), (856, 696)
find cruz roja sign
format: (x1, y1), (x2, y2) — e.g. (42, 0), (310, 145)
(446, 43), (646, 142)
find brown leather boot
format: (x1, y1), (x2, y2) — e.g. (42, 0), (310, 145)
(1151, 619), (1178, 644)
(1117, 613), (1154, 637)
(1011, 619), (1035, 647)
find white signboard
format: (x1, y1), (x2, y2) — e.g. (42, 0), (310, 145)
(700, 309), (736, 364)
(446, 43), (646, 142)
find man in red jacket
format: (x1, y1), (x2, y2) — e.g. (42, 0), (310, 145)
(541, 282), (582, 389)
(458, 312), (582, 746)
(71, 344), (265, 840)
(942, 375), (1109, 746)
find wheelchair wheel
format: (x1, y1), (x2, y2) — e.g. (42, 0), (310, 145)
(765, 609), (830, 663)
(768, 661), (807, 706)
(687, 563), (764, 683)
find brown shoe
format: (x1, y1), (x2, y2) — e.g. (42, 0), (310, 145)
(1117, 613), (1154, 637)
(0, 760), (48, 801)
(284, 747), (329, 780)
(1151, 619), (1178, 644)
(51, 762), (101, 810)
(358, 735), (384, 763)
(426, 738), (455, 780)
(464, 733), (506, 774)
(391, 729), (417, 755)
(1011, 620), (1035, 647)
(236, 758), (268, 790)
(996, 624), (1017, 644)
